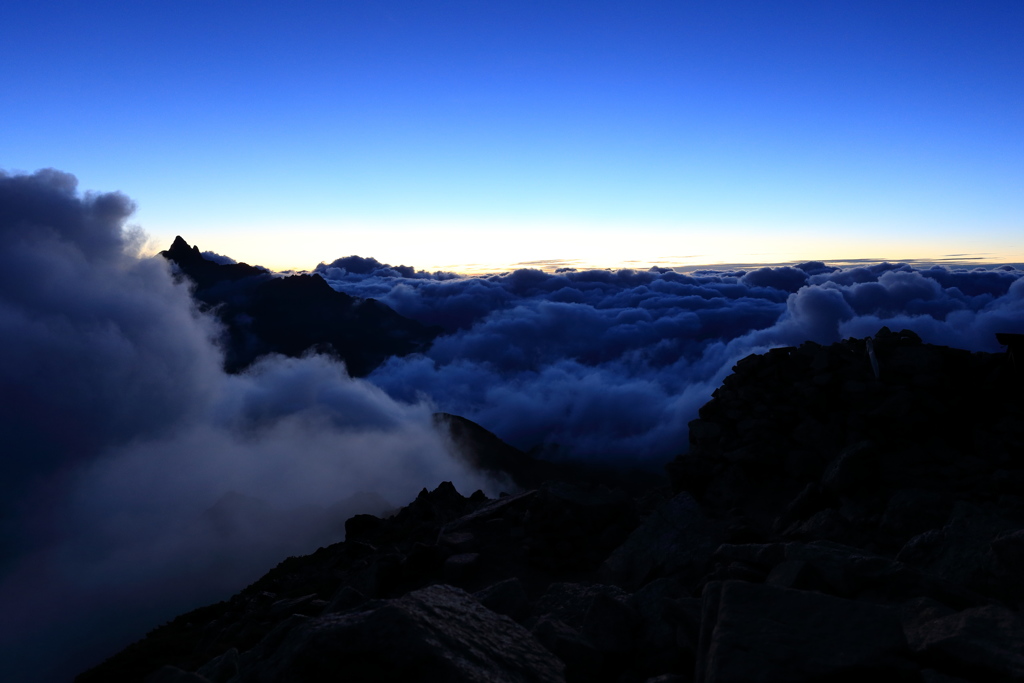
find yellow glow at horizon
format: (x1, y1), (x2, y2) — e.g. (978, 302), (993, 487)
(144, 217), (1024, 276)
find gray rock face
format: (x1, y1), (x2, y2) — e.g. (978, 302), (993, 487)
(897, 503), (1015, 597)
(531, 618), (603, 683)
(906, 604), (1024, 681)
(697, 580), (914, 683)
(821, 440), (880, 495)
(144, 666), (212, 683)
(602, 493), (723, 592)
(235, 584), (564, 683)
(530, 582), (630, 633)
(630, 579), (700, 678)
(474, 578), (529, 622)
(992, 529), (1024, 572)
(195, 648), (239, 683)
(880, 489), (954, 541)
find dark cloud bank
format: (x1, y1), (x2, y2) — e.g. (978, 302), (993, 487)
(2, 169), (1023, 680)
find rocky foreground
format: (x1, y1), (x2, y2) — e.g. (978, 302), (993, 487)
(79, 328), (1024, 682)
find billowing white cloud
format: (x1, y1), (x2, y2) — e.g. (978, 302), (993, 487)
(0, 170), (493, 681)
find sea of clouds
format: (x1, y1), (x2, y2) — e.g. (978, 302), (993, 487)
(2, 168), (1023, 680)
(317, 250), (1024, 464)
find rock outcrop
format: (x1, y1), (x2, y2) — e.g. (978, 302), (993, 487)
(161, 237), (440, 375)
(79, 329), (1024, 683)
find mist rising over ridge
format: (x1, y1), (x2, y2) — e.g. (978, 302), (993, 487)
(82, 329), (1024, 683)
(0, 170), (495, 681)
(161, 236), (440, 375)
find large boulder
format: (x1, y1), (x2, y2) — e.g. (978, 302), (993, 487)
(897, 503), (1015, 600)
(601, 493), (723, 592)
(905, 603), (1024, 681)
(234, 584), (565, 683)
(696, 580), (915, 682)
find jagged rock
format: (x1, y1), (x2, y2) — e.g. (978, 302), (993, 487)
(162, 236), (267, 290)
(581, 590), (639, 655)
(821, 440), (880, 495)
(713, 542), (786, 568)
(475, 578), (530, 622)
(781, 541), (912, 600)
(435, 413), (568, 490)
(234, 584), (565, 683)
(322, 585), (368, 614)
(144, 666), (212, 682)
(443, 552), (482, 584)
(161, 236), (439, 374)
(630, 579), (700, 679)
(880, 489), (955, 543)
(992, 529), (1024, 572)
(440, 530), (477, 552)
(601, 493), (722, 592)
(664, 450), (716, 499)
(920, 670), (971, 683)
(344, 513), (384, 542)
(531, 583), (631, 632)
(772, 482), (828, 533)
(782, 507), (854, 544)
(905, 604), (1024, 680)
(532, 618), (603, 682)
(524, 482), (638, 573)
(195, 648), (239, 683)
(696, 580), (915, 682)
(268, 594), (324, 617)
(897, 502), (1015, 599)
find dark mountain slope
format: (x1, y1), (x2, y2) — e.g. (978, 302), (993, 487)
(79, 329), (1024, 683)
(435, 412), (663, 494)
(161, 237), (440, 375)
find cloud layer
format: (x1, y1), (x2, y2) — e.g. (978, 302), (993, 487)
(3, 168), (1022, 681)
(314, 253), (1024, 465)
(0, 171), (492, 681)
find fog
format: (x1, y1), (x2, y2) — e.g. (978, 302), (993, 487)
(0, 170), (494, 681)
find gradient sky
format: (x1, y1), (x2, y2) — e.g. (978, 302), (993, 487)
(3, 1), (1022, 272)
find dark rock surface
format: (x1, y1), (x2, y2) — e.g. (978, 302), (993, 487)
(161, 236), (439, 375)
(79, 329), (1024, 683)
(228, 584), (565, 683)
(906, 603), (1024, 680)
(434, 412), (567, 490)
(697, 580), (915, 682)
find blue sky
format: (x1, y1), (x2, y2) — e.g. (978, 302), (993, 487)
(3, 1), (1022, 272)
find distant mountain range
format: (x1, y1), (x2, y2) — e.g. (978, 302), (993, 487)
(161, 236), (440, 375)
